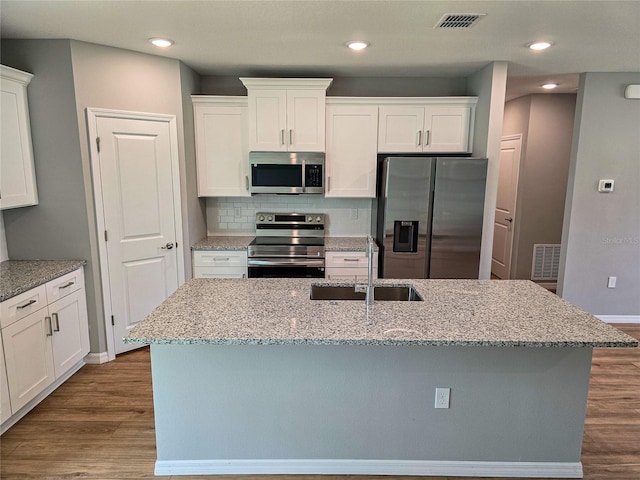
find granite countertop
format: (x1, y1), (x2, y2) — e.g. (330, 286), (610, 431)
(191, 235), (378, 252)
(125, 278), (638, 348)
(191, 236), (253, 251)
(0, 260), (87, 302)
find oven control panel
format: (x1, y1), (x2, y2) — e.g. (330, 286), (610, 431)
(256, 212), (325, 226)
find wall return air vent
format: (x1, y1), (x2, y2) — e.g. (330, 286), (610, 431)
(435, 13), (487, 29)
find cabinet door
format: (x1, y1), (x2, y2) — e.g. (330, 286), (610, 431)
(195, 104), (250, 197)
(0, 67), (38, 210)
(286, 90), (326, 152)
(49, 289), (89, 379)
(2, 310), (54, 412)
(247, 89), (287, 151)
(0, 333), (12, 423)
(378, 106), (424, 153)
(325, 104), (378, 197)
(423, 106), (472, 153)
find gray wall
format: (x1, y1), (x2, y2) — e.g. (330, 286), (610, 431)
(503, 94), (576, 279)
(467, 62), (509, 279)
(201, 75), (468, 97)
(558, 72), (640, 316)
(0, 40), (101, 347)
(179, 63), (205, 280)
(152, 344), (592, 465)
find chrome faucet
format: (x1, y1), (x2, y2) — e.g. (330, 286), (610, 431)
(366, 235), (375, 305)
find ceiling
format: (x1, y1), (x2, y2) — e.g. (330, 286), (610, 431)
(2, 0), (639, 101)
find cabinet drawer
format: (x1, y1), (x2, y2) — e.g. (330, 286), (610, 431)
(193, 251), (247, 267)
(326, 251), (378, 268)
(194, 266), (247, 279)
(325, 267), (378, 282)
(0, 285), (47, 329)
(45, 269), (83, 304)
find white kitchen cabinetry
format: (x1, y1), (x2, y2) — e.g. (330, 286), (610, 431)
(325, 251), (378, 282)
(325, 101), (378, 198)
(378, 98), (476, 153)
(192, 96), (250, 197)
(193, 251), (248, 279)
(240, 78), (332, 152)
(0, 333), (12, 424)
(0, 65), (38, 210)
(0, 268), (89, 422)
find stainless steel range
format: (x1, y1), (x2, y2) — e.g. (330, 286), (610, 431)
(247, 212), (325, 278)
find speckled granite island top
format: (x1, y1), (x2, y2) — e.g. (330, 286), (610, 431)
(125, 278), (637, 348)
(191, 235), (378, 252)
(0, 259), (86, 302)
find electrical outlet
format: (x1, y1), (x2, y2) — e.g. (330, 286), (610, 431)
(351, 208), (358, 220)
(234, 207), (242, 218)
(607, 276), (617, 288)
(435, 387), (450, 409)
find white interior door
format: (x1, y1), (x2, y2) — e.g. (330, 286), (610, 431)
(492, 135), (522, 279)
(91, 111), (182, 355)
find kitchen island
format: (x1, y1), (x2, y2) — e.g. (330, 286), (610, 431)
(126, 278), (637, 478)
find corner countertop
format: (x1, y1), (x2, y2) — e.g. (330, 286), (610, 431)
(191, 236), (378, 252)
(0, 260), (87, 302)
(125, 278), (638, 348)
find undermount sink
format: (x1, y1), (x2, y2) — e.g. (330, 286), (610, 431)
(310, 284), (423, 301)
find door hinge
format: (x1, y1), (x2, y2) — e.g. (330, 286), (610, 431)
(96, 137), (101, 153)
(104, 230), (108, 242)
(111, 315), (115, 326)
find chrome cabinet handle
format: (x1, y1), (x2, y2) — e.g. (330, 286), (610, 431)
(17, 299), (37, 310)
(52, 313), (60, 332)
(343, 258), (360, 262)
(212, 257), (230, 262)
(289, 129), (293, 145)
(245, 175), (249, 191)
(280, 129), (285, 145)
(424, 130), (430, 146)
(45, 316), (53, 336)
(417, 131), (422, 146)
(161, 242), (174, 250)
(327, 176), (331, 192)
(59, 281), (74, 289)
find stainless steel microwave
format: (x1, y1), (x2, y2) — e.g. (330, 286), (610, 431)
(249, 152), (324, 195)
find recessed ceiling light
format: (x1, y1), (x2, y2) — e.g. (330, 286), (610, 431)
(528, 41), (553, 51)
(149, 38), (174, 48)
(542, 83), (558, 90)
(347, 41), (369, 51)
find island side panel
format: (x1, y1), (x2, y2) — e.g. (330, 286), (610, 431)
(150, 344), (592, 466)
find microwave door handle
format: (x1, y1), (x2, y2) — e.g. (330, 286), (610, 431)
(301, 159), (306, 192)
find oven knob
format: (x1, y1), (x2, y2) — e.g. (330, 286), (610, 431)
(316, 216), (322, 222)
(267, 215), (273, 221)
(258, 215), (265, 222)
(307, 216), (313, 222)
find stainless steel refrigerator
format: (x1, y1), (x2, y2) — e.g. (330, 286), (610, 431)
(374, 156), (488, 279)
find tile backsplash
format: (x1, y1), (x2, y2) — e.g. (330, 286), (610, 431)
(206, 196), (373, 236)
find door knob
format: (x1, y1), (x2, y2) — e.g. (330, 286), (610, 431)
(505, 217), (513, 222)
(161, 242), (174, 250)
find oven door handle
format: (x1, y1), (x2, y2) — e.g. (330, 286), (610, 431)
(248, 259), (325, 267)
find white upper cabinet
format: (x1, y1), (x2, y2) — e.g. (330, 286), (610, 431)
(0, 65), (38, 210)
(240, 78), (332, 152)
(325, 100), (378, 198)
(378, 98), (476, 153)
(192, 96), (250, 197)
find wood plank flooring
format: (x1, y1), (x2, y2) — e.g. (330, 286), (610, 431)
(1, 325), (638, 480)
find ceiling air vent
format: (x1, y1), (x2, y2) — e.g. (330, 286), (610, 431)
(435, 13), (486, 29)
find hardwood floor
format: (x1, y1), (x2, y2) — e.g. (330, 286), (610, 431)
(1, 325), (638, 480)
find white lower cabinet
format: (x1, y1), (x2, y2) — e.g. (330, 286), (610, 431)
(0, 332), (13, 423)
(0, 267), (89, 427)
(193, 251), (248, 279)
(325, 251), (378, 282)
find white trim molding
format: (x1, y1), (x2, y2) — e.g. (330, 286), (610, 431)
(154, 459), (583, 478)
(84, 352), (110, 364)
(596, 315), (640, 324)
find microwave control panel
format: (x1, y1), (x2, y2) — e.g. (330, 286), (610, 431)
(305, 165), (323, 187)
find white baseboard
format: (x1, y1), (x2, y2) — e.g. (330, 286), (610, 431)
(154, 459), (583, 478)
(84, 351), (110, 364)
(596, 315), (640, 324)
